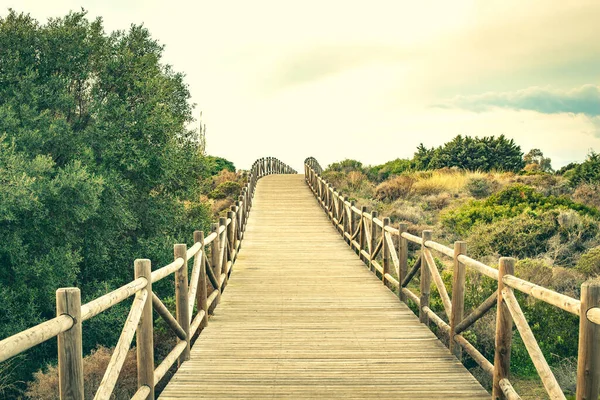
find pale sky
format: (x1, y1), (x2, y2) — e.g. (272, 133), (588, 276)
(2, 1), (600, 171)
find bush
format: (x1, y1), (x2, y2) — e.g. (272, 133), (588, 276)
(576, 246), (600, 276)
(573, 183), (600, 210)
(441, 184), (600, 236)
(466, 177), (495, 198)
(375, 175), (414, 201)
(467, 212), (558, 259)
(367, 158), (411, 182)
(566, 151), (600, 186)
(346, 171), (367, 190)
(326, 159), (363, 174)
(26, 346), (137, 399)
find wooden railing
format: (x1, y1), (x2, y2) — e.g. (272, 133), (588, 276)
(304, 157), (600, 400)
(0, 157), (295, 400)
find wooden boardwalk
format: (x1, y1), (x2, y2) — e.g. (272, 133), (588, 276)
(160, 174), (488, 399)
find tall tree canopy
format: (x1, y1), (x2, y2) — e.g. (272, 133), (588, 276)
(0, 10), (219, 389)
(412, 135), (525, 172)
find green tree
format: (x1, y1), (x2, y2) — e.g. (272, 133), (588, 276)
(0, 10), (222, 392)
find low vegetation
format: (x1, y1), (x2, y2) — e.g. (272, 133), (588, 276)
(322, 140), (600, 398)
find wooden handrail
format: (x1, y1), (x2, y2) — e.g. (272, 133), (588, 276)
(304, 157), (600, 400)
(0, 156), (295, 400)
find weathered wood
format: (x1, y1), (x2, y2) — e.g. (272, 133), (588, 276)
(450, 241), (467, 358)
(382, 218), (390, 286)
(152, 293), (186, 341)
(423, 248), (452, 318)
(369, 211), (378, 273)
(194, 231), (209, 329)
(154, 340), (188, 384)
(424, 240), (454, 258)
(174, 244), (191, 365)
(57, 288), (84, 400)
(401, 255), (421, 287)
(503, 274), (580, 316)
(499, 378), (522, 400)
(398, 223), (408, 302)
(359, 206), (367, 263)
(455, 334), (494, 377)
(161, 174), (487, 400)
(454, 289), (498, 335)
(493, 257), (515, 400)
(0, 314), (73, 363)
(135, 260), (154, 400)
(151, 258), (185, 283)
(420, 231), (432, 324)
(95, 289), (147, 400)
(219, 217), (228, 289)
(211, 223), (222, 310)
(502, 287), (565, 400)
(576, 282), (600, 400)
(457, 254), (499, 280)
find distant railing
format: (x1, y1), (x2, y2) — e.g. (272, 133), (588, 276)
(0, 157), (295, 400)
(304, 157), (600, 400)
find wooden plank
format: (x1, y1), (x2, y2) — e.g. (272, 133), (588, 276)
(160, 175), (488, 399)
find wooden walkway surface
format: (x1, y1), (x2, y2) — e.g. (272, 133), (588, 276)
(160, 174), (488, 399)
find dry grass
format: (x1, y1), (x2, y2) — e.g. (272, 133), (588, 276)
(26, 346), (137, 399)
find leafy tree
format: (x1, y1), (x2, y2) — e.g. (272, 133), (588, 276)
(412, 135), (525, 172)
(565, 151), (600, 186)
(0, 10), (227, 391)
(523, 148), (553, 172)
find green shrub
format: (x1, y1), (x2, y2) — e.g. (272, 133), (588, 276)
(326, 159), (364, 174)
(566, 151), (600, 186)
(576, 246), (600, 276)
(441, 184), (599, 236)
(466, 177), (495, 198)
(467, 212), (558, 259)
(367, 158), (412, 182)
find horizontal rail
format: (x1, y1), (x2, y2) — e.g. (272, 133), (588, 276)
(151, 258), (185, 283)
(401, 231), (422, 245)
(503, 274), (580, 316)
(424, 240), (454, 258)
(81, 277), (147, 321)
(0, 314), (73, 362)
(457, 254), (499, 280)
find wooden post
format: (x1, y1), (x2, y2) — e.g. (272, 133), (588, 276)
(370, 211), (378, 273)
(419, 230), (432, 324)
(350, 200), (356, 244)
(359, 206), (367, 263)
(174, 244), (191, 365)
(135, 259), (154, 399)
(56, 288), (84, 400)
(398, 223), (408, 302)
(211, 223), (222, 307)
(219, 217), (228, 282)
(382, 218), (390, 287)
(228, 210), (236, 260)
(576, 282), (600, 400)
(492, 257), (515, 399)
(194, 231), (209, 329)
(450, 241), (466, 359)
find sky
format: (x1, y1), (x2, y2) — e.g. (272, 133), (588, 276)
(2, 1), (600, 171)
